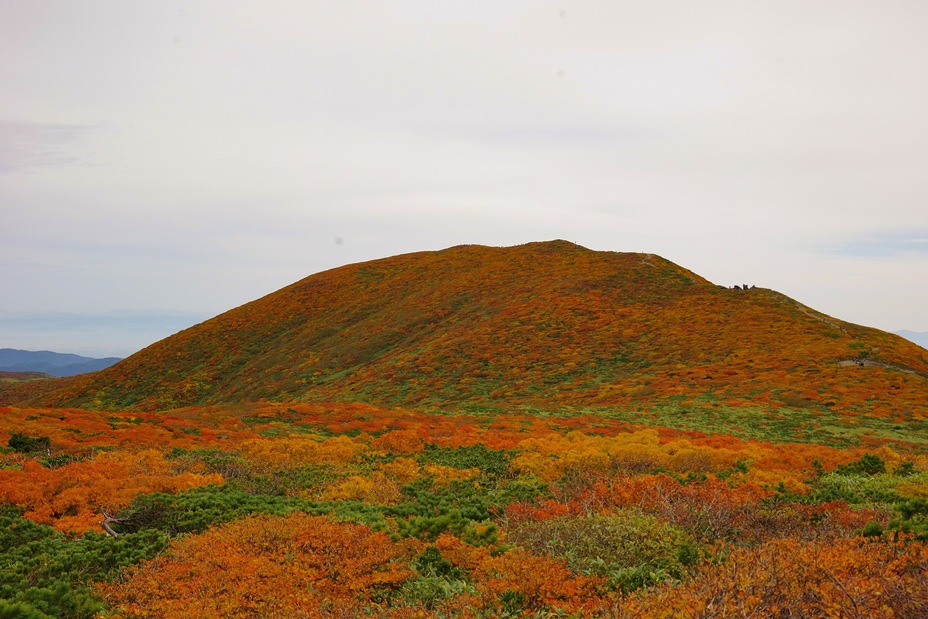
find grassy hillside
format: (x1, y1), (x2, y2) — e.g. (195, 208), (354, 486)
(28, 241), (928, 419)
(0, 371), (51, 383)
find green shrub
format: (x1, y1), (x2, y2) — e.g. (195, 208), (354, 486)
(421, 443), (513, 478)
(7, 433), (50, 455)
(888, 497), (928, 540)
(810, 471), (928, 505)
(507, 511), (698, 592)
(395, 508), (497, 545)
(399, 576), (474, 611)
(0, 599), (56, 619)
(0, 508), (166, 619)
(118, 484), (312, 535)
(836, 454), (886, 476)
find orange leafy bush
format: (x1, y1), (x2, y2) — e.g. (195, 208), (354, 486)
(236, 435), (368, 473)
(620, 536), (928, 618)
(319, 472), (401, 504)
(433, 533), (604, 615)
(0, 449), (222, 533)
(99, 513), (415, 618)
(512, 431), (743, 481)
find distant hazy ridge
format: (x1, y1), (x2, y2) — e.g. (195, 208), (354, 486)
(0, 349), (122, 378)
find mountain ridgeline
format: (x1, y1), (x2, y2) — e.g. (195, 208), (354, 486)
(0, 349), (122, 378)
(30, 241), (928, 416)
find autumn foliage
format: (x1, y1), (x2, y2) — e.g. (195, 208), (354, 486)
(618, 536), (928, 618)
(13, 241), (927, 421)
(2, 400), (927, 617)
(2, 243), (928, 616)
(0, 450), (221, 533)
(98, 513), (414, 618)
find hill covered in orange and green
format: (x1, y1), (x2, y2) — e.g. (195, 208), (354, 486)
(23, 241), (928, 419)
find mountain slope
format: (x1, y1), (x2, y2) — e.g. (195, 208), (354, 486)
(31, 241), (928, 416)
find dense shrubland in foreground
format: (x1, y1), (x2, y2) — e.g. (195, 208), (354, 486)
(2, 401), (927, 617)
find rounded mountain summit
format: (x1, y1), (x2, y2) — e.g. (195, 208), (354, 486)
(34, 241), (928, 417)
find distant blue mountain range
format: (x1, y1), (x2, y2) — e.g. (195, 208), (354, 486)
(0, 348), (122, 377)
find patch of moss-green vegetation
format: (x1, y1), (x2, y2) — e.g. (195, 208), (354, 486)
(586, 402), (928, 451)
(0, 506), (167, 619)
(419, 443), (514, 478)
(507, 511), (699, 593)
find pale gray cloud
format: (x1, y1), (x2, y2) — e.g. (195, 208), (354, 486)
(0, 121), (105, 174)
(822, 231), (928, 258)
(2, 0), (928, 354)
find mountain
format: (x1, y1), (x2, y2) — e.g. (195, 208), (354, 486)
(0, 349), (123, 377)
(25, 241), (928, 416)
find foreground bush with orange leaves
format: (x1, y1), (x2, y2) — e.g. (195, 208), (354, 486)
(98, 514), (607, 618)
(618, 536), (928, 618)
(0, 449), (222, 532)
(98, 513), (415, 618)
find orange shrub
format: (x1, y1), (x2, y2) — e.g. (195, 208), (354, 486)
(237, 435), (367, 473)
(319, 472), (401, 504)
(99, 513), (415, 618)
(621, 537), (928, 618)
(0, 449), (222, 533)
(424, 463), (481, 486)
(433, 534), (603, 615)
(380, 457), (422, 483)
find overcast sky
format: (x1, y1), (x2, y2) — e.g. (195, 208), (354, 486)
(2, 1), (927, 357)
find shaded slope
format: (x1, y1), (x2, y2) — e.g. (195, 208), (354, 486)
(34, 241), (928, 417)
